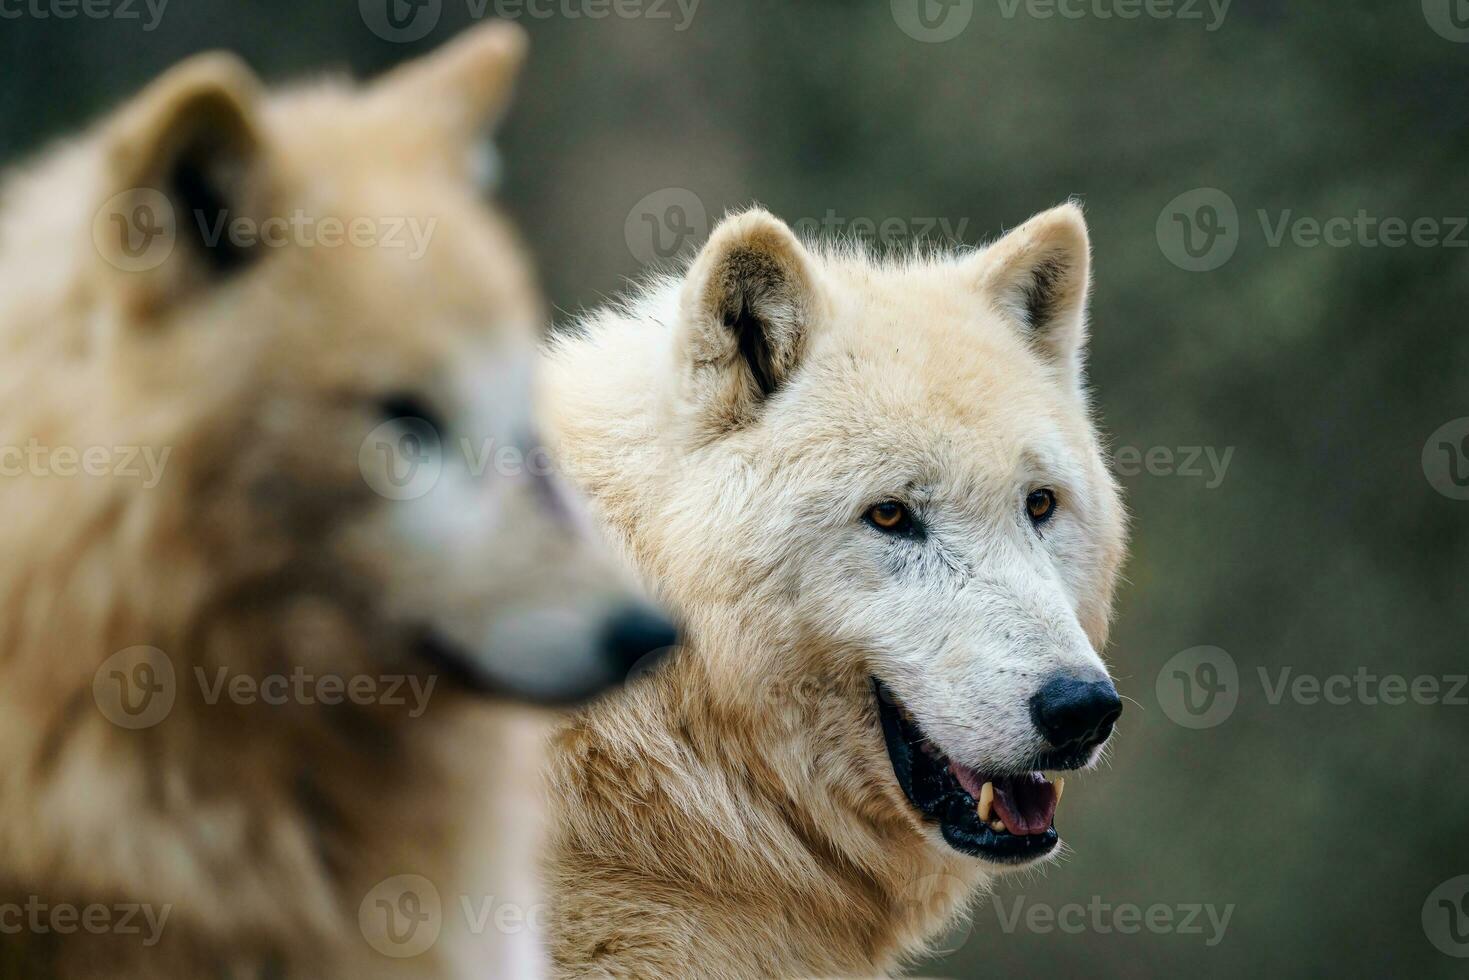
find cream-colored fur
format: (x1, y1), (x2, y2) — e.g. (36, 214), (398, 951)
(541, 204), (1128, 978)
(0, 24), (640, 979)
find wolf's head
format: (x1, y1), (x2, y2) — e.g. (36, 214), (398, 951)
(574, 204), (1125, 869)
(0, 23), (674, 721)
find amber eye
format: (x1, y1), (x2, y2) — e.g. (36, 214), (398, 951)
(1026, 488), (1057, 525)
(866, 501), (912, 533)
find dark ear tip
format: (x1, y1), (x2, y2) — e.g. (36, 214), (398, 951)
(125, 52), (262, 130)
(109, 52), (263, 184)
(706, 208), (802, 261)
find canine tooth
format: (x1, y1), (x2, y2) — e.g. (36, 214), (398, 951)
(977, 781), (994, 823)
(988, 817), (1006, 833)
(1054, 777), (1065, 804)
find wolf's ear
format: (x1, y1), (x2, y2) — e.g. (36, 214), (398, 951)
(97, 52), (268, 317)
(972, 202), (1092, 385)
(369, 21), (527, 142)
(675, 209), (822, 431)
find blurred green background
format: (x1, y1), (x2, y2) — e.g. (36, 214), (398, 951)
(4, 1), (1467, 976)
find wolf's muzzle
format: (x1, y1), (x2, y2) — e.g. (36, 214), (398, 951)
(413, 601), (678, 707)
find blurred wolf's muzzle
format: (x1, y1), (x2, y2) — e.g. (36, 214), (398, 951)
(414, 602), (678, 707)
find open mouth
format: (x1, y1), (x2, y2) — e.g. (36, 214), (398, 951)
(874, 679), (1064, 865)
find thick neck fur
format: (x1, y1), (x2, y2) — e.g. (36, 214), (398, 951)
(0, 462), (500, 978)
(543, 655), (985, 978)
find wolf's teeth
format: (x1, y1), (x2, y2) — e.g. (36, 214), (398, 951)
(977, 781), (994, 823)
(1054, 777), (1065, 805)
(988, 817), (1006, 833)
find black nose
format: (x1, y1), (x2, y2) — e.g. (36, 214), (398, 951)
(1029, 676), (1122, 753)
(599, 604), (679, 679)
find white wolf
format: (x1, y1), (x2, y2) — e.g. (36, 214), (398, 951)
(539, 203), (1128, 978)
(0, 23), (672, 979)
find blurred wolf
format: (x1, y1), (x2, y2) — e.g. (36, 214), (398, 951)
(540, 204), (1126, 977)
(0, 23), (672, 979)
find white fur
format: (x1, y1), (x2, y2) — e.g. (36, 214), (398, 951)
(539, 204), (1129, 977)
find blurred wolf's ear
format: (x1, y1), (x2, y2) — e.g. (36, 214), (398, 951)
(96, 52), (268, 318)
(972, 202), (1092, 386)
(370, 21), (528, 141)
(675, 208), (823, 433)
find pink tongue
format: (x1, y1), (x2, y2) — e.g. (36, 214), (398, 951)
(991, 774), (1058, 836)
(949, 762), (988, 801)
